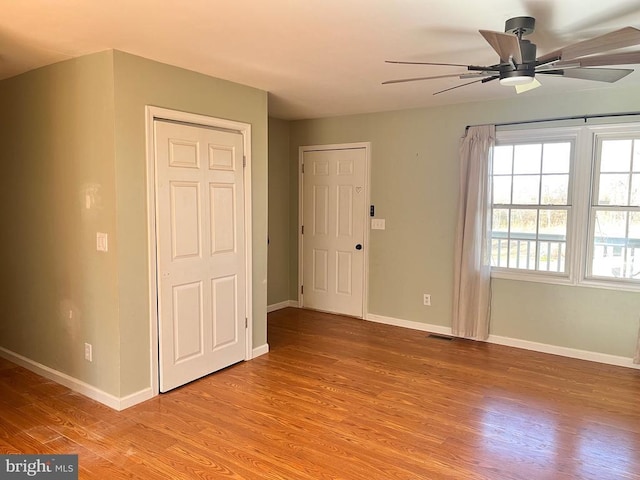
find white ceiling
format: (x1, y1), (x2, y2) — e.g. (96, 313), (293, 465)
(2, 0), (640, 120)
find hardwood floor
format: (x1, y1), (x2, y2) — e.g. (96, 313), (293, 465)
(1, 307), (639, 479)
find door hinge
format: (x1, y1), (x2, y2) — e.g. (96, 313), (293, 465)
(245, 318), (248, 329)
(243, 155), (246, 167)
(301, 163), (305, 174)
(301, 225), (304, 235)
(301, 285), (304, 294)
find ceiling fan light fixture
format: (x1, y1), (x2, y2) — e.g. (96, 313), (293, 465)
(384, 19), (640, 95)
(499, 75), (535, 86)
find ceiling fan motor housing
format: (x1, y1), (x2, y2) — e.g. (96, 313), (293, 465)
(500, 24), (537, 83)
(504, 16), (535, 37)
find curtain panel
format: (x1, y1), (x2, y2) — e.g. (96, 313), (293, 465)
(452, 125), (495, 340)
(634, 320), (640, 364)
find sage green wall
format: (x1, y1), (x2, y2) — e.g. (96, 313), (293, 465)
(0, 51), (121, 395)
(0, 50), (269, 399)
(112, 51), (269, 395)
(289, 85), (640, 359)
(267, 118), (291, 306)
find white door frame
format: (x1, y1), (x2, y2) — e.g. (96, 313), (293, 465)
(145, 106), (253, 397)
(298, 142), (371, 318)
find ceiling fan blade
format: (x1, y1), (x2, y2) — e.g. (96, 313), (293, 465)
(382, 70), (497, 85)
(539, 67), (633, 83)
(459, 72), (496, 79)
(382, 73), (470, 85)
(385, 60), (501, 72)
(554, 51), (640, 68)
(515, 78), (542, 94)
(433, 76), (498, 95)
(538, 26), (640, 63)
(385, 60), (472, 67)
(479, 29), (522, 63)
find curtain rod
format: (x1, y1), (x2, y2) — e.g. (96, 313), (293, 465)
(465, 111), (640, 132)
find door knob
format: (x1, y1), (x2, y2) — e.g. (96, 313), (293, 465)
(355, 244), (362, 250)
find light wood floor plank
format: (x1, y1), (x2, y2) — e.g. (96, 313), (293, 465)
(1, 307), (639, 479)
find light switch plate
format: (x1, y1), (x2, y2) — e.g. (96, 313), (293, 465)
(371, 218), (386, 230)
(96, 232), (108, 252)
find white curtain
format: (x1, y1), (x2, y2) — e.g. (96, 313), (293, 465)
(452, 125), (495, 340)
(634, 320), (640, 364)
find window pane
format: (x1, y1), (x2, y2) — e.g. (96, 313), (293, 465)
(512, 175), (540, 204)
(493, 176), (512, 204)
(542, 142), (571, 173)
(629, 212), (640, 240)
(510, 208), (538, 270)
(510, 209), (537, 236)
(633, 140), (640, 172)
(538, 210), (567, 273)
(538, 241), (565, 273)
(539, 209), (567, 239)
(631, 174), (640, 206)
(594, 210), (627, 238)
(598, 173), (629, 205)
(541, 174), (569, 204)
(493, 145), (513, 174)
(509, 239), (536, 270)
(513, 144), (542, 174)
(592, 210), (627, 278)
(491, 238), (509, 268)
(492, 208), (509, 233)
(628, 214), (640, 279)
(601, 139), (632, 172)
(590, 210), (640, 279)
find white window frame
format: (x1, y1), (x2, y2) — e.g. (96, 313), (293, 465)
(491, 127), (581, 286)
(490, 122), (640, 292)
(583, 123), (640, 290)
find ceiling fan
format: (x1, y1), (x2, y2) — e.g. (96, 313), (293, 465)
(383, 17), (640, 95)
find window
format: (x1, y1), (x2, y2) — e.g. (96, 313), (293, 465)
(491, 140), (572, 274)
(588, 135), (640, 280)
(490, 123), (640, 290)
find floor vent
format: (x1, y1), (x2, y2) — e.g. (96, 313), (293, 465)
(427, 333), (454, 341)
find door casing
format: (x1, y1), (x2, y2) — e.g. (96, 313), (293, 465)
(145, 106), (253, 397)
(298, 142), (371, 318)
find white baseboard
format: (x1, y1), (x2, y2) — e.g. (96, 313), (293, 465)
(252, 343), (270, 358)
(365, 313), (639, 370)
(0, 347), (155, 410)
(118, 387), (155, 410)
(488, 334), (640, 370)
(1, 340), (274, 411)
(366, 313), (453, 336)
(267, 300), (299, 313)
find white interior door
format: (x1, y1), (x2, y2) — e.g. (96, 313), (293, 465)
(155, 120), (246, 392)
(301, 146), (367, 317)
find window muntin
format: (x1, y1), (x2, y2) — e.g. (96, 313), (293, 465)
(490, 140), (572, 274)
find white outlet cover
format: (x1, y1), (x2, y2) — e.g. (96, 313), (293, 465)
(96, 232), (108, 252)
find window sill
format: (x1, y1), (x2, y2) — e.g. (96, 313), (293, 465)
(491, 269), (640, 292)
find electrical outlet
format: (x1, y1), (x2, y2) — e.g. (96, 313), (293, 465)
(96, 232), (108, 252)
(423, 294), (431, 306)
(84, 343), (93, 362)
